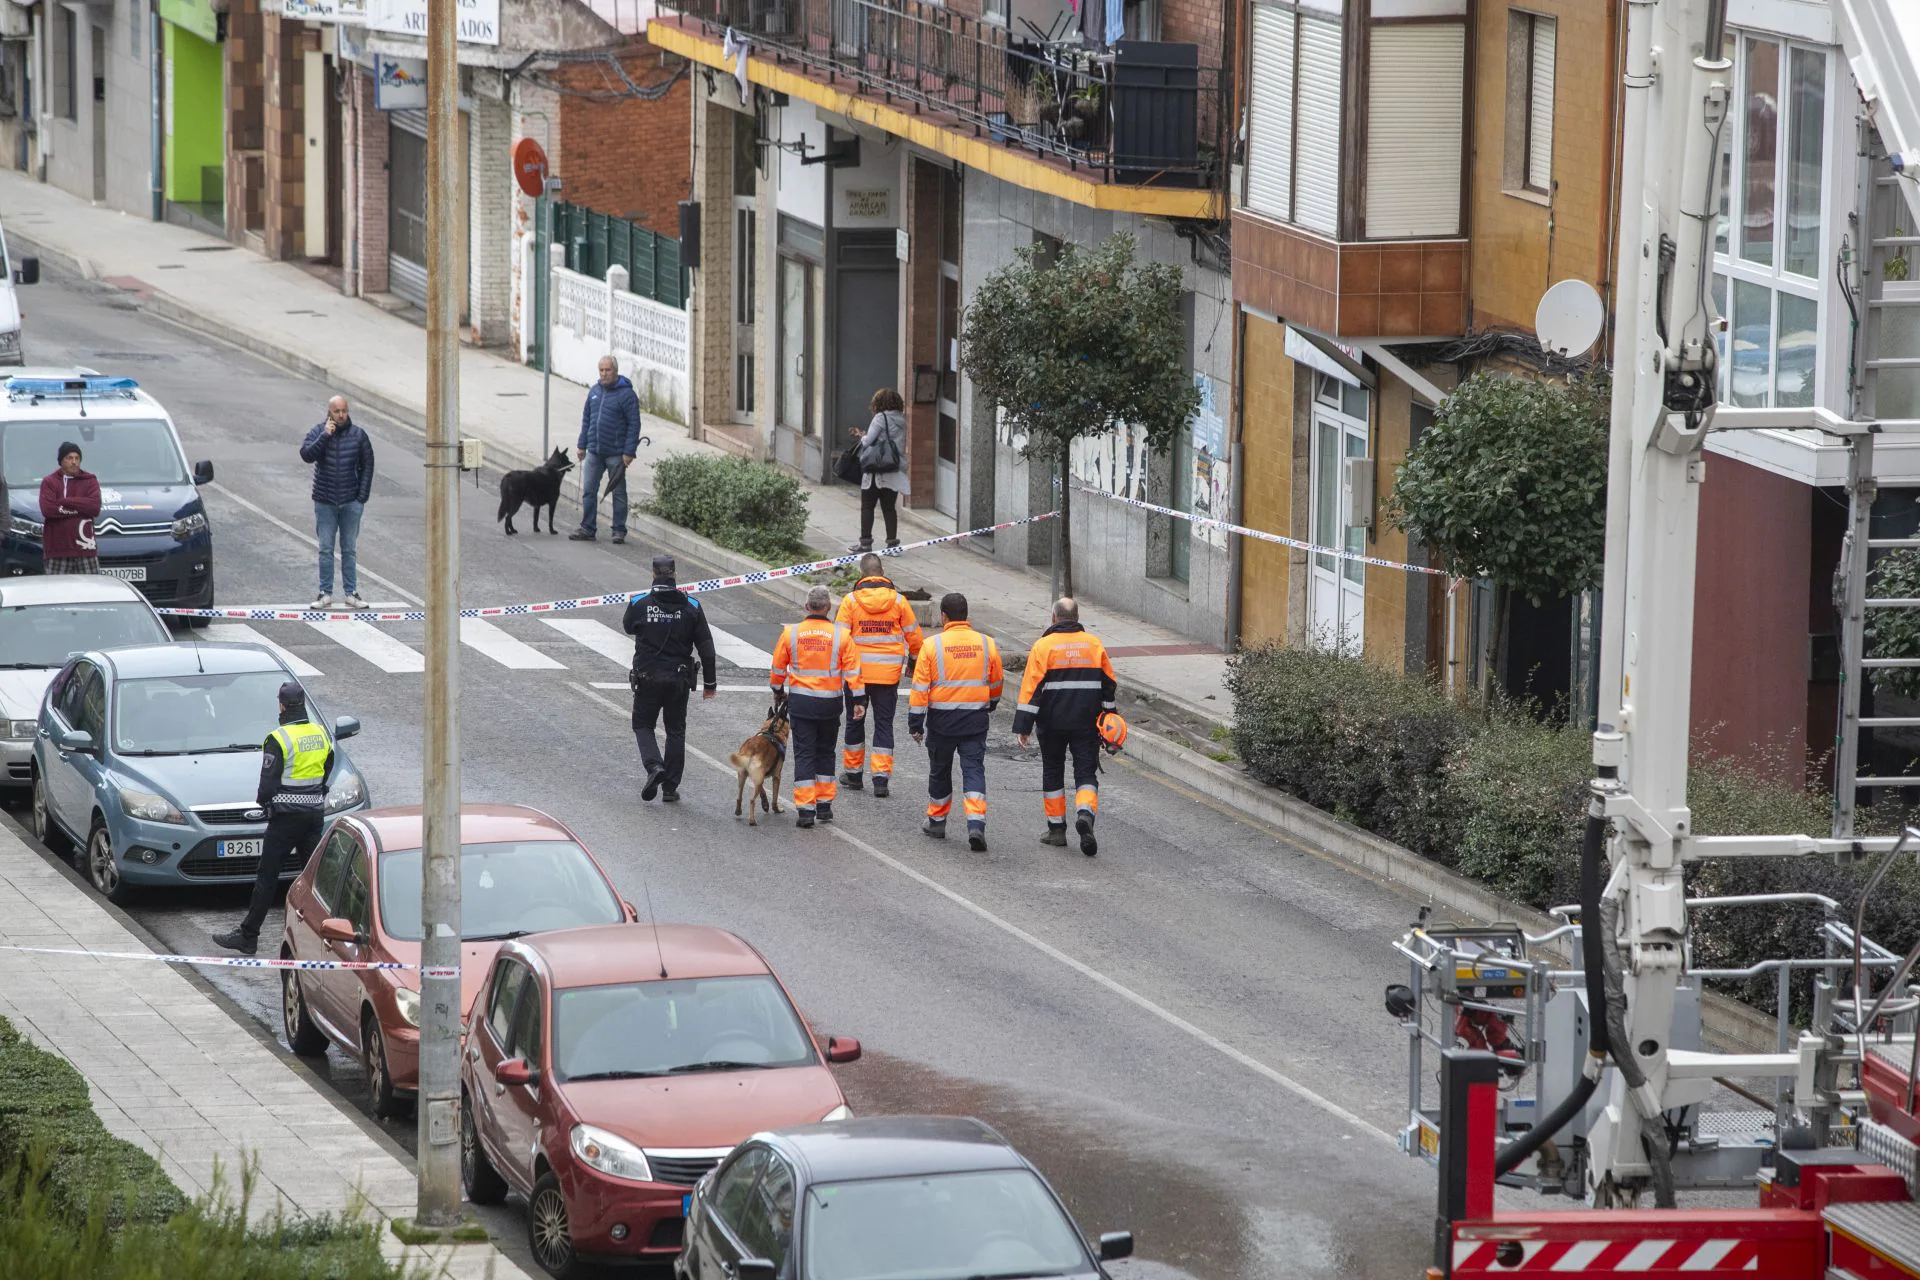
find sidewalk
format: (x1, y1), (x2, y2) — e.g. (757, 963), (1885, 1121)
(0, 822), (530, 1279)
(0, 172), (1230, 729)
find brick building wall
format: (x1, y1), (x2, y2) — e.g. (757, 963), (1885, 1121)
(225, 0), (266, 238)
(261, 16), (307, 260)
(1237, 313), (1297, 646)
(1160, 0), (1224, 70)
(556, 50), (691, 236)
(688, 90), (739, 438)
(469, 93), (514, 344)
(901, 157), (941, 507)
(350, 67), (389, 296)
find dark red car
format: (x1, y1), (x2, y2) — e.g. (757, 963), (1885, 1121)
(279, 804), (636, 1118)
(458, 923), (861, 1278)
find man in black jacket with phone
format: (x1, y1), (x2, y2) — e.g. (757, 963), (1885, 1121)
(623, 555), (718, 803)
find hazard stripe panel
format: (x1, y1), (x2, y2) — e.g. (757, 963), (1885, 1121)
(1450, 1211), (1823, 1276)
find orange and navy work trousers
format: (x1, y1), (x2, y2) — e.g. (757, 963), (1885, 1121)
(926, 731), (988, 831)
(1040, 728), (1099, 830)
(842, 682), (899, 778)
(790, 710), (841, 814)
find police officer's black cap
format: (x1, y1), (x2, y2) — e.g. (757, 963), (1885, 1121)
(278, 681), (307, 707)
(652, 554), (676, 582)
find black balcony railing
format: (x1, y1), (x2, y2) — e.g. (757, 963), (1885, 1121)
(659, 0), (1224, 190)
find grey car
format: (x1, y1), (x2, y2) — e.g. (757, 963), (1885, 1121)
(29, 641), (371, 902)
(0, 576), (172, 791)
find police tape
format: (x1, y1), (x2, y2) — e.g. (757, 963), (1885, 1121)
(0, 943), (407, 972)
(1076, 486), (1450, 577)
(151, 512), (1061, 621)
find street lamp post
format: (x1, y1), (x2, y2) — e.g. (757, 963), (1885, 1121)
(417, 0), (464, 1228)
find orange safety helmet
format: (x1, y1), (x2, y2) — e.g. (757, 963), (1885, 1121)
(1096, 710), (1128, 754)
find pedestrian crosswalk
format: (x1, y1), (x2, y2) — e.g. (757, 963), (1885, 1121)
(203, 614), (775, 681)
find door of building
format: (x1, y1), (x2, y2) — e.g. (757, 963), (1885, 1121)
(388, 111), (428, 305)
(731, 110), (758, 422)
(1307, 372), (1368, 652)
(833, 229), (899, 480)
(932, 172), (961, 515)
(302, 50), (328, 258)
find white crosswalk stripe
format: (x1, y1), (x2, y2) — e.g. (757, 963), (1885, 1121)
(203, 623), (322, 679)
(306, 619), (426, 673)
(459, 618), (564, 670)
(537, 617), (633, 668)
(711, 629), (773, 670)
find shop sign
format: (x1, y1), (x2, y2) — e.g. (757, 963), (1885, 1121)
(374, 54), (428, 109)
(366, 0), (500, 46)
(843, 188), (889, 219)
(280, 0), (366, 23)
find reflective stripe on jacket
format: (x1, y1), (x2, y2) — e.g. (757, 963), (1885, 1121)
(908, 621), (1003, 738)
(266, 719), (333, 811)
(770, 616), (865, 715)
(1011, 622), (1118, 737)
(835, 577), (924, 686)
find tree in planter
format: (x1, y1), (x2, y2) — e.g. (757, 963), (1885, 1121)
(1389, 370), (1610, 696)
(958, 233), (1198, 595)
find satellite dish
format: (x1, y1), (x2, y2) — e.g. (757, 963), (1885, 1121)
(1535, 279), (1606, 357)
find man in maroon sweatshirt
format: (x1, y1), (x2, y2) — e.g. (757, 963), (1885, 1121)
(38, 442), (101, 574)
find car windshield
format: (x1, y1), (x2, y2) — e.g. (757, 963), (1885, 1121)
(377, 841), (623, 943)
(112, 671), (292, 755)
(0, 601), (168, 669)
(3, 419), (188, 486)
(803, 1168), (1090, 1280)
(554, 975), (816, 1081)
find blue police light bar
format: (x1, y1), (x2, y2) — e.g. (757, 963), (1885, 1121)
(6, 376), (140, 398)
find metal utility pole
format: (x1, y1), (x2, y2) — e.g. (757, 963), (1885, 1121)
(416, 0), (463, 1228)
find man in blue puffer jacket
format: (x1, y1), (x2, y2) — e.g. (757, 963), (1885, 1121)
(571, 354), (642, 545)
(299, 395), (376, 610)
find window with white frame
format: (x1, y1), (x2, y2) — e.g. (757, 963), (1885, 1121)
(1503, 10), (1555, 196)
(1712, 31), (1827, 410)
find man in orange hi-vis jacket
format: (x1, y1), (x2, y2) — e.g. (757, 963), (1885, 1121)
(836, 553), (924, 799)
(908, 592), (1003, 852)
(771, 586), (865, 829)
(1013, 597), (1117, 857)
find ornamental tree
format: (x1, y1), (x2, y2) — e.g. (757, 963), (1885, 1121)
(959, 233), (1199, 595)
(1389, 370), (1610, 692)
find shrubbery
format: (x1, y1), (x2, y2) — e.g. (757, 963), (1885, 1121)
(1227, 645), (1920, 1020)
(648, 454), (810, 565)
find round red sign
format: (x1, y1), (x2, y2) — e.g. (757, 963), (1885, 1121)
(511, 137), (549, 199)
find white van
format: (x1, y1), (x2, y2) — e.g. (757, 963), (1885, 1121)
(0, 219), (41, 365)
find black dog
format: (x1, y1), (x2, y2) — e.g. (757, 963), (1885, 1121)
(497, 448), (575, 535)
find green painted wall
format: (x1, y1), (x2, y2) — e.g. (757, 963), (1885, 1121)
(163, 24), (223, 205)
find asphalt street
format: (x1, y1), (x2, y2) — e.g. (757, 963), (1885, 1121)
(3, 265), (1450, 1278)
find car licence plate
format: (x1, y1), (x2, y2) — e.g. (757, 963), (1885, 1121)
(216, 838), (263, 859)
(102, 566), (147, 582)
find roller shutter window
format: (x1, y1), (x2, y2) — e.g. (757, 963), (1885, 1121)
(1246, 4), (1296, 222)
(1294, 14), (1342, 236)
(1526, 15), (1556, 194)
(1364, 23), (1464, 238)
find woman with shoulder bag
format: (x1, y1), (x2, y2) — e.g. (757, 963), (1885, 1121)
(847, 387), (909, 552)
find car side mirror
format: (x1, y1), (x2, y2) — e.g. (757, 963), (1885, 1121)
(736, 1261), (777, 1280)
(824, 1036), (861, 1064)
(332, 715), (361, 740)
(1098, 1232), (1134, 1262)
(494, 1057), (539, 1087)
(318, 916), (357, 946)
(192, 460), (214, 485)
(14, 256), (38, 285)
(53, 727), (94, 753)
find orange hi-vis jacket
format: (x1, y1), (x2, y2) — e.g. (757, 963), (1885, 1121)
(907, 621), (1003, 738)
(1011, 622), (1118, 737)
(770, 616), (864, 716)
(835, 576), (924, 686)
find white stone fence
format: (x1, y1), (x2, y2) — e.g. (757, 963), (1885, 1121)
(545, 244), (689, 424)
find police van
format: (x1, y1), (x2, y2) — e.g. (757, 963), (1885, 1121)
(0, 373), (216, 621)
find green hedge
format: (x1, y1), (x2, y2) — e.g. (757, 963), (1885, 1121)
(648, 454), (810, 565)
(0, 1016), (405, 1279)
(1227, 645), (1920, 1019)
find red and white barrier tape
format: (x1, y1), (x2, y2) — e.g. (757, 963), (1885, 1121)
(1076, 486), (1449, 577)
(0, 943), (407, 971)
(152, 513), (1059, 621)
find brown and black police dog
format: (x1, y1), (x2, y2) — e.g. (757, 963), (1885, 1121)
(730, 701), (791, 826)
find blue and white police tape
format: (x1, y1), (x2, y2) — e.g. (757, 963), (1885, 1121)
(1076, 486), (1450, 577)
(0, 943), (407, 972)
(151, 512), (1061, 622)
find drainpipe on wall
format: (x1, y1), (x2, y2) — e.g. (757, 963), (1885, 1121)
(149, 3), (161, 220)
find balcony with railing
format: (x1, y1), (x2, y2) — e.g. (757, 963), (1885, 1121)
(647, 0), (1225, 215)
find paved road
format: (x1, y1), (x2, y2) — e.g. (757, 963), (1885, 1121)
(2, 266), (1447, 1278)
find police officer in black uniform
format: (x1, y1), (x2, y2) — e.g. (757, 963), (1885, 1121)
(623, 555), (718, 803)
(212, 681), (334, 955)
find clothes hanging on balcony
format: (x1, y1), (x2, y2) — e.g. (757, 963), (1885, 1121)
(721, 26), (751, 104)
(1104, 0), (1123, 45)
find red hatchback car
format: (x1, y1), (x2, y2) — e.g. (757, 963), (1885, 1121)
(279, 805), (636, 1118)
(459, 923), (861, 1279)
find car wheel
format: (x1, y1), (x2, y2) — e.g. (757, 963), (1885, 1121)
(31, 772), (71, 856)
(527, 1172), (578, 1279)
(362, 1010), (406, 1121)
(84, 820), (134, 905)
(460, 1093), (509, 1206)
(281, 966), (329, 1057)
